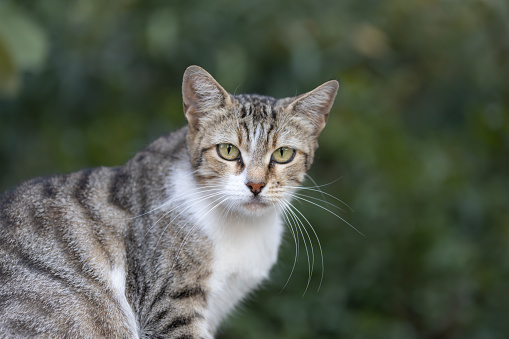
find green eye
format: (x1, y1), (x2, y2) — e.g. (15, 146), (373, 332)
(271, 147), (296, 164)
(217, 143), (241, 161)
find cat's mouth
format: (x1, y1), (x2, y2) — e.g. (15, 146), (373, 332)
(242, 198), (269, 212)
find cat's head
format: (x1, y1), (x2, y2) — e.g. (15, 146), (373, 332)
(182, 66), (338, 217)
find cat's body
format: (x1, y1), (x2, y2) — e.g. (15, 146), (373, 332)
(0, 66), (338, 338)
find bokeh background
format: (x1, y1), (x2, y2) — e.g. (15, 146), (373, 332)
(1, 0), (509, 338)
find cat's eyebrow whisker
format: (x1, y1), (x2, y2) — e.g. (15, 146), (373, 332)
(234, 104), (241, 134)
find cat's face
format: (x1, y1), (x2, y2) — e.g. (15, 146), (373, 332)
(182, 66), (338, 217)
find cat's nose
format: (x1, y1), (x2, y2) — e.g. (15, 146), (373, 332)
(246, 182), (265, 196)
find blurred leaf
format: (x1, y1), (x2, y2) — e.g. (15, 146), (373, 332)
(0, 33), (18, 94)
(0, 3), (48, 95)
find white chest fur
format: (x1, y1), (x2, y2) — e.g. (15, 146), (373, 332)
(170, 164), (284, 332)
(204, 211), (283, 331)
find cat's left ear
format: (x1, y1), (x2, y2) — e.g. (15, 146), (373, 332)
(286, 80), (339, 135)
(182, 65), (233, 128)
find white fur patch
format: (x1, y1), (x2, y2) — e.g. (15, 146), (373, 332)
(110, 266), (139, 338)
(250, 122), (262, 153)
(170, 162), (284, 333)
(254, 123), (262, 142)
(205, 211), (283, 331)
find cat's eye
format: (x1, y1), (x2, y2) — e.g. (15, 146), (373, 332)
(271, 147), (296, 164)
(217, 143), (241, 161)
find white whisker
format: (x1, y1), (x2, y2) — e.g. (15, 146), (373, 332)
(169, 196), (230, 274)
(277, 200), (300, 293)
(289, 192), (347, 213)
(284, 199), (315, 297)
(291, 195), (364, 236)
(287, 202), (325, 293)
(304, 174), (327, 203)
(144, 188), (223, 242)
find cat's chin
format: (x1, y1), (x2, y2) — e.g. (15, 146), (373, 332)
(240, 198), (270, 214)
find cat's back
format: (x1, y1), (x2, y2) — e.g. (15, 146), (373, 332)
(0, 166), (130, 237)
(0, 127), (191, 337)
(0, 167), (136, 338)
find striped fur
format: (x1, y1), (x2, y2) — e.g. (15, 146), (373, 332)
(0, 66), (338, 338)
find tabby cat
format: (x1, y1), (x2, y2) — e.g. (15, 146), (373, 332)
(0, 66), (339, 338)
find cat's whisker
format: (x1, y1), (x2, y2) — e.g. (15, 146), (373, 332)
(153, 189), (224, 234)
(272, 198), (301, 257)
(143, 189), (224, 242)
(283, 199), (315, 297)
(283, 177), (342, 190)
(125, 169), (207, 220)
(290, 195), (364, 236)
(304, 174), (327, 203)
(282, 186), (353, 211)
(288, 192), (347, 213)
(276, 200), (300, 294)
(286, 201), (325, 293)
(217, 199), (231, 225)
(303, 174), (352, 211)
(222, 199), (237, 223)
(169, 196), (230, 274)
(132, 184), (221, 221)
(146, 187), (223, 226)
(158, 193), (226, 263)
(277, 200), (300, 257)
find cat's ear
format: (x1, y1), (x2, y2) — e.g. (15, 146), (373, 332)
(286, 80), (339, 135)
(182, 66), (232, 127)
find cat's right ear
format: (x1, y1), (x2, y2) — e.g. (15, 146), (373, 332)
(182, 66), (232, 128)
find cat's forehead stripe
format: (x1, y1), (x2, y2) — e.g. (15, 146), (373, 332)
(234, 94), (278, 121)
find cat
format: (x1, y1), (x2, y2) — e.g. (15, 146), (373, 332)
(0, 65), (338, 338)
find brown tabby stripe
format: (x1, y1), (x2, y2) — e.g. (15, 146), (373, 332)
(0, 250), (113, 338)
(73, 169), (114, 266)
(108, 167), (133, 213)
(170, 287), (207, 301)
(162, 315), (196, 333)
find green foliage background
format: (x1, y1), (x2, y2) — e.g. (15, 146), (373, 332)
(1, 0), (508, 338)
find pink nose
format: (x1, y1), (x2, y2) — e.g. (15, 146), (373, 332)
(247, 182), (265, 196)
